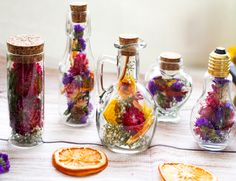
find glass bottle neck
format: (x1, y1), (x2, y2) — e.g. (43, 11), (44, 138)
(68, 22), (90, 53)
(70, 21), (90, 39)
(159, 58), (183, 77)
(204, 72), (233, 103)
(117, 53), (139, 81)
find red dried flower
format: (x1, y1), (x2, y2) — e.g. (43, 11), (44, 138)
(205, 92), (219, 108)
(123, 106), (145, 134)
(11, 97), (43, 135)
(69, 53), (89, 77)
(13, 63), (42, 97)
(9, 63), (43, 136)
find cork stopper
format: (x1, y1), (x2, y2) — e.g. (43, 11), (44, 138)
(70, 2), (87, 23)
(208, 47), (230, 78)
(160, 52), (182, 71)
(119, 34), (139, 56)
(7, 34), (44, 63)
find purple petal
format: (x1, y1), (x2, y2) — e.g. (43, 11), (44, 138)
(63, 73), (74, 84)
(147, 80), (158, 96)
(175, 96), (183, 102)
(213, 77), (229, 86)
(0, 166), (5, 174)
(78, 38), (86, 51)
(215, 107), (223, 122)
(80, 115), (88, 124)
(195, 118), (209, 127)
(67, 102), (74, 110)
(74, 24), (84, 33)
(0, 153), (10, 174)
(171, 80), (184, 91)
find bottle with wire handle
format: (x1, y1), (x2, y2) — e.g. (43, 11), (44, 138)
(96, 34), (157, 153)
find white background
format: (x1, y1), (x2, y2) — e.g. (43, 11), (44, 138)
(0, 0), (235, 73)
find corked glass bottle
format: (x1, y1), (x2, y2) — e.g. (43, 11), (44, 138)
(59, 2), (95, 127)
(191, 47), (235, 151)
(7, 35), (44, 147)
(145, 52), (192, 122)
(97, 35), (157, 153)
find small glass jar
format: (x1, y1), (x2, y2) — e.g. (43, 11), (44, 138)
(6, 35), (44, 148)
(59, 2), (95, 127)
(145, 52), (192, 122)
(191, 47), (235, 151)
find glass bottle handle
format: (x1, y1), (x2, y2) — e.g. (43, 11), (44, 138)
(97, 55), (117, 95)
(65, 12), (72, 35)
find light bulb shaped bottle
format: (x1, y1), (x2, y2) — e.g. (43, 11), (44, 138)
(145, 52), (192, 122)
(59, 2), (95, 127)
(96, 35), (157, 153)
(190, 47), (235, 151)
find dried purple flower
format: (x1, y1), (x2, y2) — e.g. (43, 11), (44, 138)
(214, 106), (224, 122)
(147, 80), (158, 96)
(0, 153), (10, 174)
(79, 103), (93, 124)
(175, 96), (183, 102)
(67, 102), (74, 110)
(224, 102), (233, 111)
(195, 117), (210, 127)
(63, 73), (74, 84)
(74, 24), (84, 33)
(213, 77), (229, 86)
(78, 37), (86, 51)
(171, 80), (184, 91)
(80, 115), (88, 124)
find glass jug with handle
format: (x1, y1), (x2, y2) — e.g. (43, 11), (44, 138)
(96, 34), (157, 153)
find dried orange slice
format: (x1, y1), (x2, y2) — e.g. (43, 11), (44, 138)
(126, 117), (154, 145)
(52, 147), (108, 177)
(126, 103), (154, 145)
(158, 162), (217, 181)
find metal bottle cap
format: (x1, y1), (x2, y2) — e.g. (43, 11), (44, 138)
(208, 47), (230, 78)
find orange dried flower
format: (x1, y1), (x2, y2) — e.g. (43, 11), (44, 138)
(117, 76), (136, 98)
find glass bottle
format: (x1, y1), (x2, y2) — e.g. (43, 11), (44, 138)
(145, 52), (192, 122)
(96, 35), (157, 153)
(190, 47), (235, 151)
(59, 2), (95, 127)
(6, 35), (44, 147)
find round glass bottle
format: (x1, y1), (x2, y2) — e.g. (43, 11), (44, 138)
(145, 52), (192, 122)
(7, 35), (44, 148)
(97, 35), (157, 153)
(190, 47), (235, 151)
(59, 2), (95, 127)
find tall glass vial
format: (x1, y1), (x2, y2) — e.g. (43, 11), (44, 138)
(97, 35), (157, 153)
(145, 52), (192, 122)
(191, 47), (235, 151)
(7, 35), (44, 147)
(59, 2), (95, 127)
